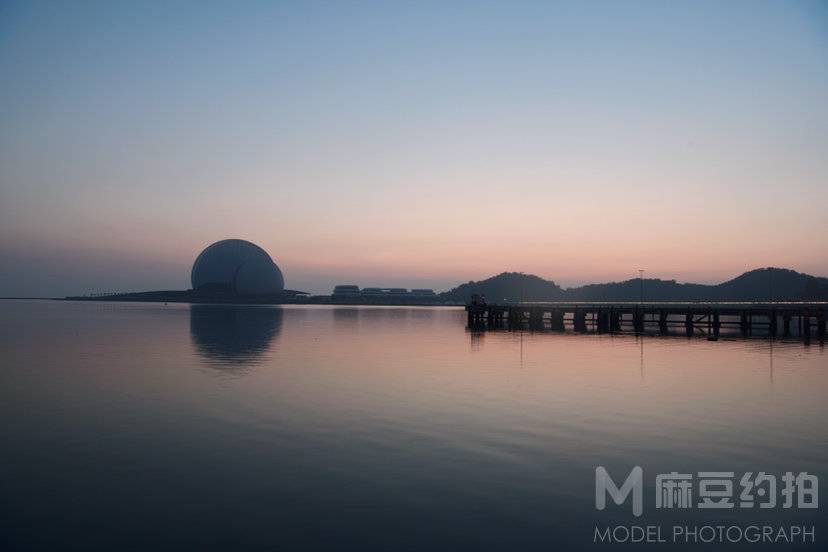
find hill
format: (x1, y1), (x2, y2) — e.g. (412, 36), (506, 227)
(439, 268), (828, 303)
(440, 272), (565, 303)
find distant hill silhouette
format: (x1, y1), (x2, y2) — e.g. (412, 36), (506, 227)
(443, 272), (566, 303)
(439, 268), (828, 302)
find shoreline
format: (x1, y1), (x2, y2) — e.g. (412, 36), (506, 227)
(57, 291), (460, 307)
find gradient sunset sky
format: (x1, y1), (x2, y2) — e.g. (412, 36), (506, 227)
(1, 1), (826, 296)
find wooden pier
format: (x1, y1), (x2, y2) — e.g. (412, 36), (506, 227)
(466, 303), (827, 341)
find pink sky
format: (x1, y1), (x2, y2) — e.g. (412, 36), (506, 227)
(1, 1), (826, 295)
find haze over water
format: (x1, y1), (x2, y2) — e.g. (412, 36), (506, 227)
(1, 300), (825, 550)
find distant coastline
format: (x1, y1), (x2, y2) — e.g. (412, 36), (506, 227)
(52, 267), (828, 305)
(60, 290), (458, 306)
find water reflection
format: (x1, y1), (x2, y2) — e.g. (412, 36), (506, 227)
(2, 302), (827, 550)
(331, 307), (360, 321)
(332, 306), (360, 324)
(189, 304), (282, 369)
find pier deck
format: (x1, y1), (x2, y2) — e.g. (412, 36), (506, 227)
(466, 302), (827, 340)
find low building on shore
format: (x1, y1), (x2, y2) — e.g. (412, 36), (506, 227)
(330, 285), (438, 302)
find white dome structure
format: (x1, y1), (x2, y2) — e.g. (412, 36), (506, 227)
(191, 239), (284, 295)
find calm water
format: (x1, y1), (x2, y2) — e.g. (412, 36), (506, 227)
(0, 300), (825, 551)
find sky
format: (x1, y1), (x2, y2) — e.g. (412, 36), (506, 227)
(1, 0), (826, 296)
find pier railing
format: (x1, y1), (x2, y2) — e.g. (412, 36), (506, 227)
(465, 302), (827, 340)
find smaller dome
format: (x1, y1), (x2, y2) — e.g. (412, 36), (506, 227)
(234, 259), (285, 295)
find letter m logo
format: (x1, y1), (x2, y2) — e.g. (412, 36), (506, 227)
(595, 466), (643, 517)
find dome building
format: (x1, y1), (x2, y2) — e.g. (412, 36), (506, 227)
(191, 239), (285, 295)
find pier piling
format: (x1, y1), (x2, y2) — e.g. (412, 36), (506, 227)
(466, 302), (825, 342)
